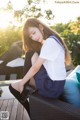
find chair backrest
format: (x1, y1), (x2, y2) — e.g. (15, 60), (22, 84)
(0, 65), (23, 86)
(0, 74), (17, 81)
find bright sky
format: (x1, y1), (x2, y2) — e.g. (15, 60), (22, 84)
(0, 0), (80, 28)
(47, 0), (80, 24)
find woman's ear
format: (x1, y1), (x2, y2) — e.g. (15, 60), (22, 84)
(39, 24), (44, 31)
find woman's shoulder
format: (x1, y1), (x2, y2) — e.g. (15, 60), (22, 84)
(45, 36), (59, 45)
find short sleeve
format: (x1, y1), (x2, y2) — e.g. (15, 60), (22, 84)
(39, 38), (62, 61)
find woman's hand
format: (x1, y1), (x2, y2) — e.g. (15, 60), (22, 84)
(11, 79), (24, 93)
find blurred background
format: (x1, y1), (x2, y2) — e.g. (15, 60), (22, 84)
(0, 0), (80, 79)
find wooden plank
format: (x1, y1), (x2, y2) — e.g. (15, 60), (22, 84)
(0, 80), (11, 86)
(10, 74), (17, 80)
(10, 99), (18, 120)
(6, 98), (14, 119)
(16, 101), (30, 120)
(16, 102), (24, 120)
(0, 100), (3, 109)
(23, 108), (30, 120)
(0, 98), (30, 120)
(0, 75), (6, 80)
(0, 79), (20, 86)
(0, 99), (9, 111)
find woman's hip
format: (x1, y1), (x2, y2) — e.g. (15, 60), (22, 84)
(34, 65), (65, 98)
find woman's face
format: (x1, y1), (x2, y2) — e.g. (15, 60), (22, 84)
(28, 27), (44, 43)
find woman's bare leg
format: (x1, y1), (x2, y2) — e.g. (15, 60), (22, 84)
(11, 52), (38, 91)
(28, 52), (38, 88)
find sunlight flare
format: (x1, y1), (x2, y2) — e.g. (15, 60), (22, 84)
(0, 11), (13, 28)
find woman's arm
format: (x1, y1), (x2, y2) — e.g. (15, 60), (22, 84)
(21, 56), (45, 86)
(11, 56), (45, 93)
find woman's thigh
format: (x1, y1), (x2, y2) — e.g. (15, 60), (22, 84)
(34, 65), (65, 98)
(28, 52), (39, 89)
(29, 77), (37, 89)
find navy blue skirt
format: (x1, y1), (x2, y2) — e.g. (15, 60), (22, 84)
(34, 65), (65, 98)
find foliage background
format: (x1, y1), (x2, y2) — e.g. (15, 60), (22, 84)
(0, 0), (80, 66)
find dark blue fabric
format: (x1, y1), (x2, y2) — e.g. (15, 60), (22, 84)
(34, 65), (65, 98)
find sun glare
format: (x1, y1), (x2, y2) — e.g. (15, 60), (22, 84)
(0, 0), (80, 28)
(0, 0), (27, 29)
(0, 11), (13, 29)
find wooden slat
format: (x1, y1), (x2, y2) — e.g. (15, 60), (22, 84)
(23, 108), (30, 120)
(0, 75), (6, 80)
(16, 102), (24, 120)
(0, 99), (8, 111)
(0, 80), (12, 86)
(0, 100), (3, 109)
(10, 99), (18, 120)
(6, 99), (14, 119)
(10, 74), (17, 80)
(0, 98), (30, 120)
(0, 79), (20, 86)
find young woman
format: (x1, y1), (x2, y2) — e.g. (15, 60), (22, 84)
(9, 17), (71, 116)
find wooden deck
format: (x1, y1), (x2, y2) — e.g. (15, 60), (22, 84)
(0, 98), (30, 120)
(0, 86), (30, 120)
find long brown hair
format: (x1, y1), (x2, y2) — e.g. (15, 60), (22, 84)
(22, 17), (71, 65)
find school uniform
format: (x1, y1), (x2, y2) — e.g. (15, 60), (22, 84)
(34, 36), (66, 98)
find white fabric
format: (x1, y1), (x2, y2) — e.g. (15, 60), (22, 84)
(0, 60), (3, 64)
(6, 58), (24, 67)
(39, 37), (66, 81)
(66, 65), (80, 81)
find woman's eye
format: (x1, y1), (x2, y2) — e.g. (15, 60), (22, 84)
(30, 31), (36, 39)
